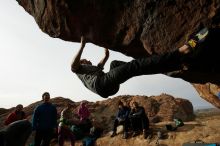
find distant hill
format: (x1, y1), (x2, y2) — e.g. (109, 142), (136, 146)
(195, 108), (220, 116)
(0, 94), (194, 132)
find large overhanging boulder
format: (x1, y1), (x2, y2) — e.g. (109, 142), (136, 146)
(16, 0), (220, 108)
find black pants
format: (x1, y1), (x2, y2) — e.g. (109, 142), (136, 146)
(97, 50), (183, 97)
(112, 118), (129, 133)
(34, 129), (54, 146)
(130, 116), (149, 132)
(78, 119), (92, 134)
(0, 133), (4, 146)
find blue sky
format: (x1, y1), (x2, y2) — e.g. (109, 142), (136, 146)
(0, 0), (214, 109)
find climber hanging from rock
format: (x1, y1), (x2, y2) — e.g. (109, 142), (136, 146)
(71, 28), (209, 98)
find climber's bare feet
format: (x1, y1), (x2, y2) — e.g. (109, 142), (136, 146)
(179, 45), (190, 54)
(179, 27), (209, 55)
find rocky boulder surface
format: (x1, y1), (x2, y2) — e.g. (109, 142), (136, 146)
(15, 0), (220, 57)
(16, 0), (220, 108)
(0, 108), (9, 115)
(91, 94), (194, 132)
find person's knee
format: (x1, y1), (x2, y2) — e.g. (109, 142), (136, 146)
(114, 119), (119, 125)
(110, 60), (126, 69)
(70, 133), (75, 141)
(110, 60), (119, 69)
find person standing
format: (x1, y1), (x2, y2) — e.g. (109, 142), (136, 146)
(77, 101), (92, 135)
(78, 101), (90, 123)
(32, 92), (57, 146)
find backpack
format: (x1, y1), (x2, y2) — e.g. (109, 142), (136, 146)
(70, 125), (84, 140)
(82, 137), (96, 146)
(174, 118), (184, 127)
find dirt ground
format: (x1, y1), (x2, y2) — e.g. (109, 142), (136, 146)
(59, 109), (220, 146)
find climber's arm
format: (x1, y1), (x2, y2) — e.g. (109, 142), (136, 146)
(97, 48), (109, 69)
(71, 36), (86, 72)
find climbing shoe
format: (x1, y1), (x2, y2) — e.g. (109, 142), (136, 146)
(132, 131), (140, 137)
(143, 130), (149, 139)
(187, 27), (209, 49)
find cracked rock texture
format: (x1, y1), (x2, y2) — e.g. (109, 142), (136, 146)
(16, 0), (220, 108)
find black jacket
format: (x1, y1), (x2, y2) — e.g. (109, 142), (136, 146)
(129, 106), (147, 119)
(116, 106), (130, 120)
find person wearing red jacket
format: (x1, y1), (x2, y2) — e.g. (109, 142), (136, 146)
(4, 104), (26, 125)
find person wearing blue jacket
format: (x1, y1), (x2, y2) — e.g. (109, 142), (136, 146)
(32, 92), (57, 146)
(110, 100), (130, 139)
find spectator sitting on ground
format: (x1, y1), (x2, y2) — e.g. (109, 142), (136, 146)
(82, 118), (103, 146)
(129, 101), (150, 139)
(110, 100), (130, 139)
(4, 104), (26, 125)
(58, 103), (76, 146)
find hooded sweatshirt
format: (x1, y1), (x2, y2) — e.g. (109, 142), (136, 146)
(78, 102), (90, 122)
